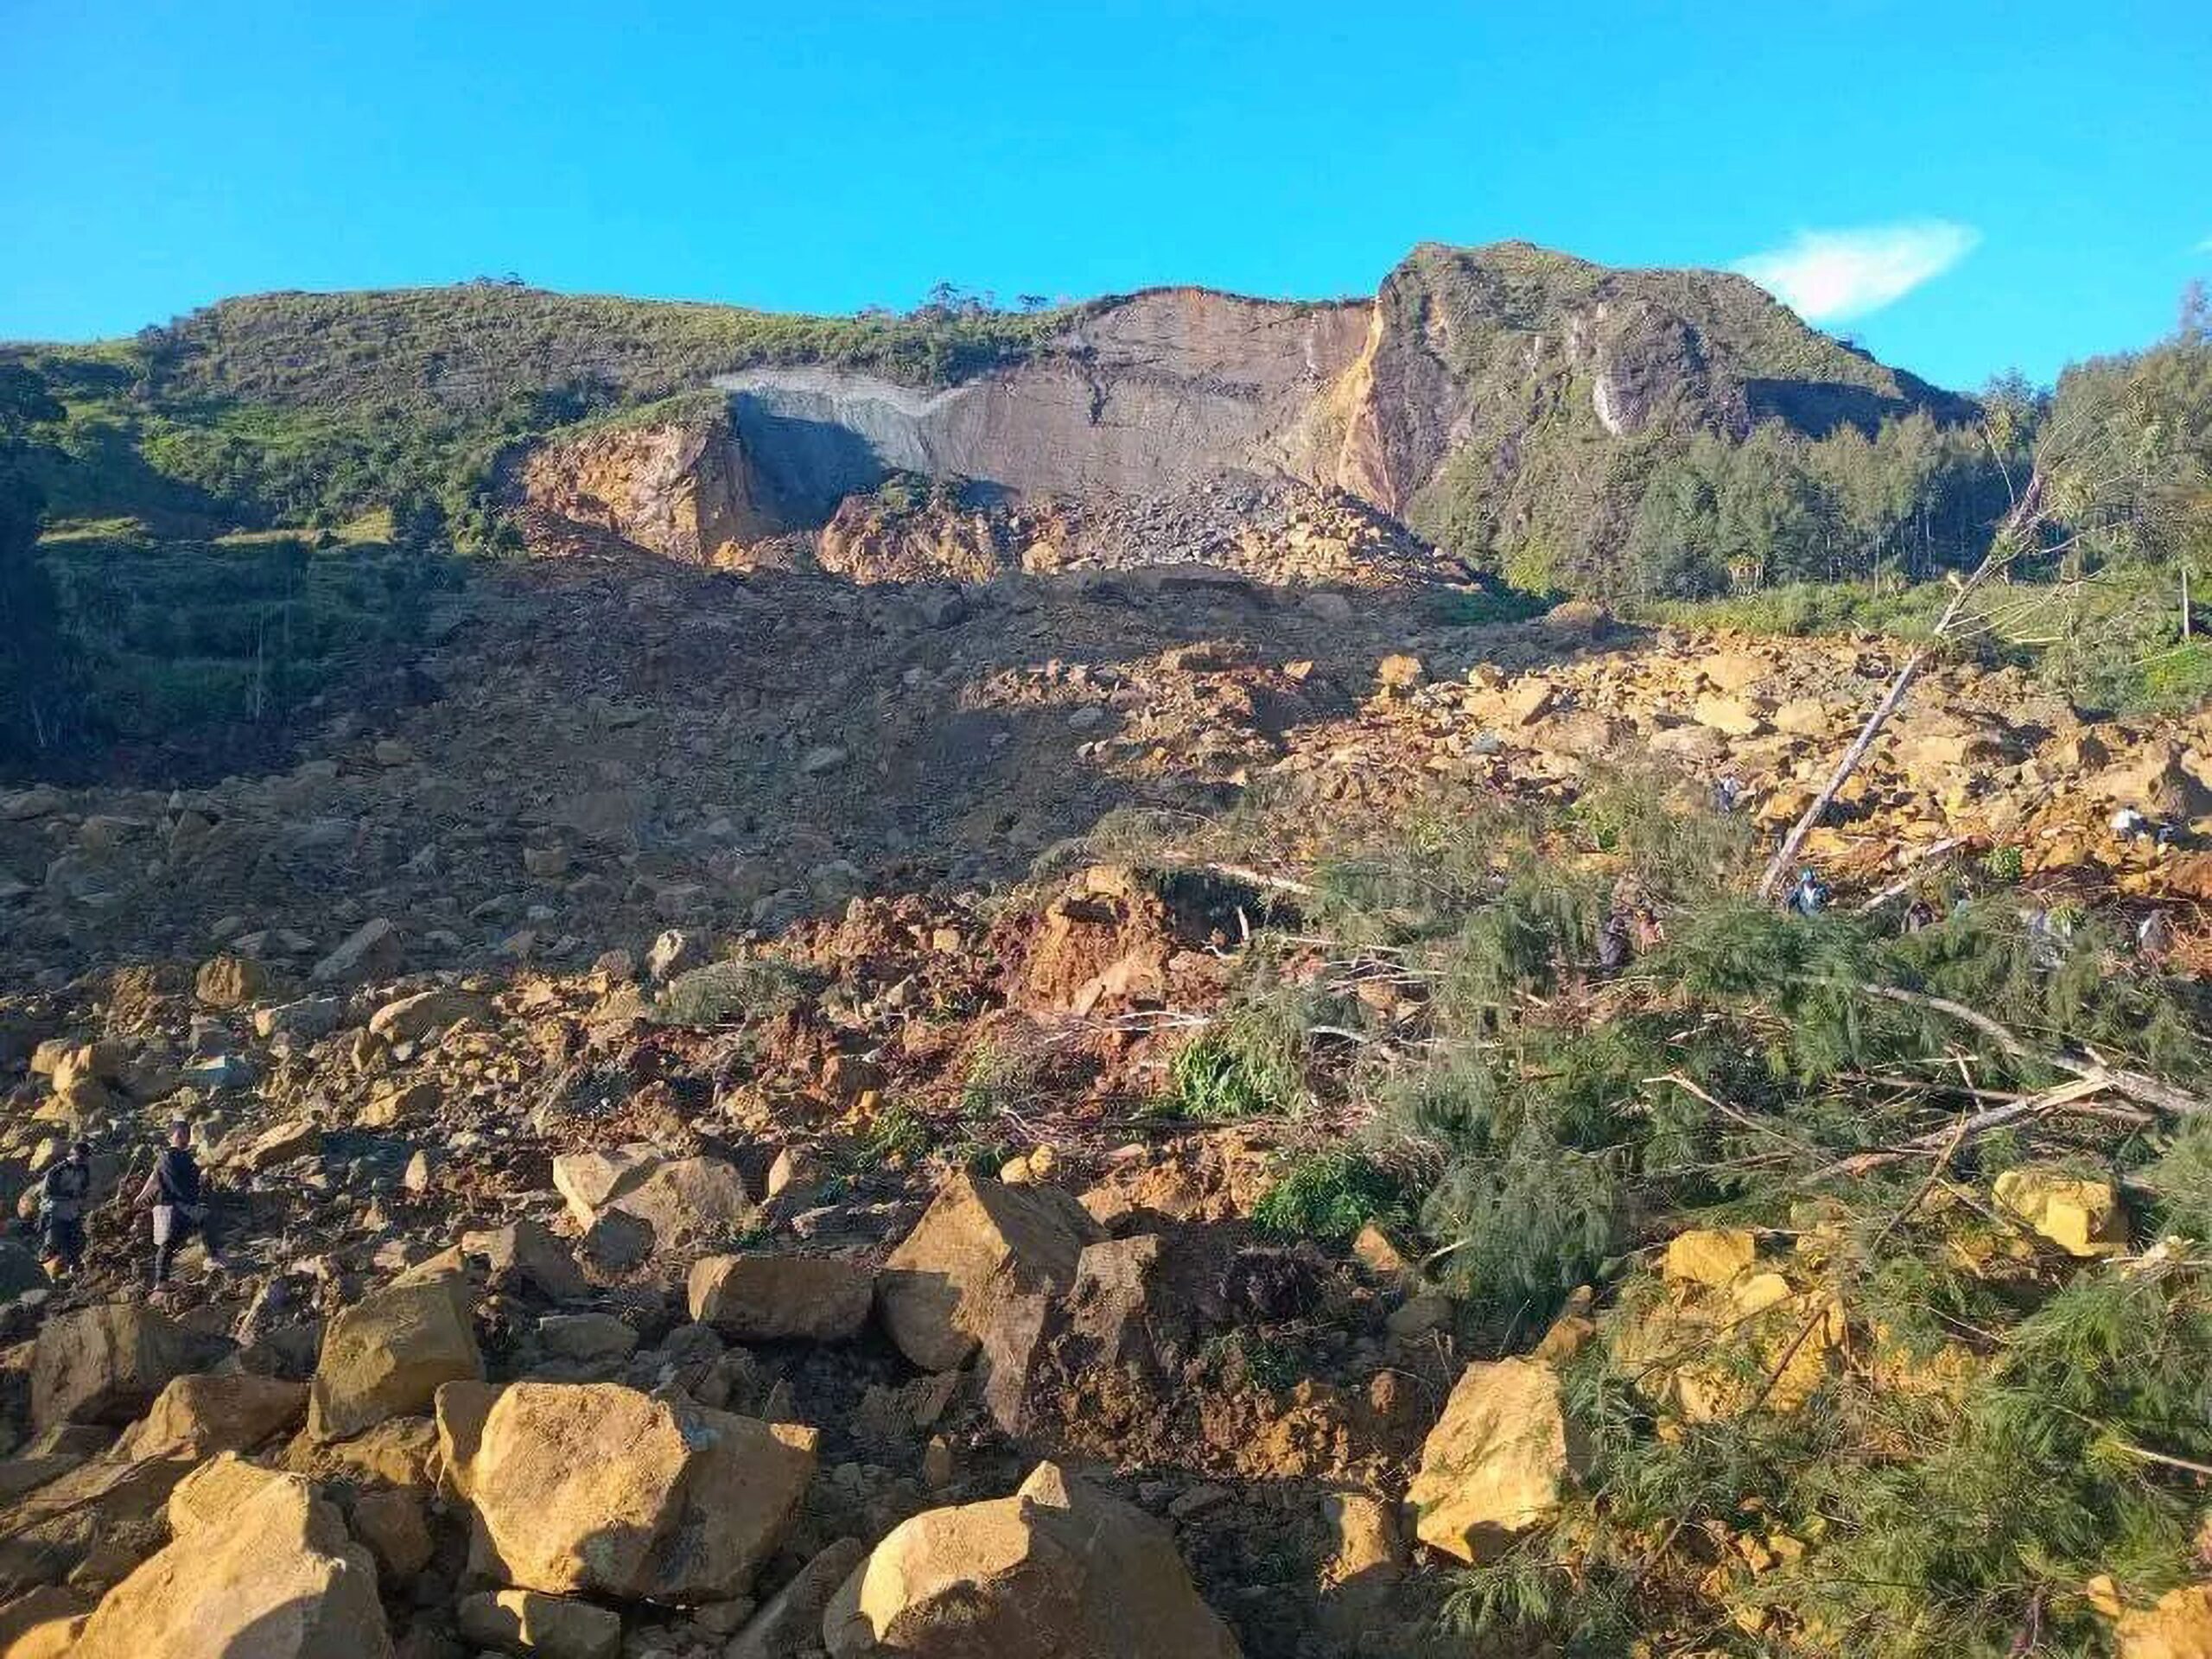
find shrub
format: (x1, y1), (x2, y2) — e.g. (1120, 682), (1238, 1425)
(654, 957), (814, 1027)
(1252, 1148), (1402, 1243)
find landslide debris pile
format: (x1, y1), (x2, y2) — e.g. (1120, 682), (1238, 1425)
(8, 545), (2212, 1658)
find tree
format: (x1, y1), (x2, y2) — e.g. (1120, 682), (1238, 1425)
(0, 362), (73, 764)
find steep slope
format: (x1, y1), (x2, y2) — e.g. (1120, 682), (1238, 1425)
(1329, 242), (1979, 585)
(14, 244), (1979, 598)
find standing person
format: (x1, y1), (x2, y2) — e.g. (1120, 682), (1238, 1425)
(37, 1141), (92, 1279)
(135, 1121), (207, 1288)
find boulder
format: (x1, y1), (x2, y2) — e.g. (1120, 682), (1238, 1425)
(168, 1451), (289, 1535)
(436, 1379), (817, 1603)
(689, 1255), (874, 1342)
(253, 996), (343, 1041)
(458, 1589), (620, 1659)
(307, 1270), (482, 1443)
(1660, 1227), (1758, 1288)
(822, 1460), (1240, 1657)
(2120, 1583), (2212, 1659)
(31, 1303), (196, 1431)
(348, 1486), (433, 1581)
(194, 954), (268, 1009)
(728, 1537), (868, 1659)
(876, 1173), (1103, 1372)
(1405, 1357), (1584, 1564)
(1691, 694), (1767, 738)
(110, 1373), (308, 1461)
(607, 1155), (756, 1250)
(0, 1238), (49, 1300)
(311, 917), (402, 984)
(366, 988), (493, 1043)
(1992, 1167), (2126, 1257)
(70, 1469), (391, 1659)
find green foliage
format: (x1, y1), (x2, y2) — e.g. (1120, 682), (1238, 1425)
(1251, 1147), (1402, 1243)
(1983, 843), (2025, 881)
(654, 957), (817, 1027)
(858, 1102), (933, 1167)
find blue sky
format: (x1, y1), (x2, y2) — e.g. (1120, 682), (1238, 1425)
(3, 0), (2206, 390)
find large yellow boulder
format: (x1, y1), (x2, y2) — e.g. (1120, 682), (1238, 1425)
(436, 1379), (817, 1604)
(1993, 1167), (2126, 1257)
(307, 1269), (482, 1442)
(2120, 1583), (2212, 1659)
(111, 1373), (308, 1462)
(71, 1469), (391, 1659)
(821, 1460), (1240, 1657)
(1405, 1357), (1584, 1564)
(875, 1173), (1102, 1372)
(1662, 1228), (1758, 1288)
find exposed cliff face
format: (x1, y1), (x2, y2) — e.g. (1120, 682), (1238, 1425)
(517, 243), (1974, 577)
(518, 413), (769, 564)
(712, 289), (1369, 523)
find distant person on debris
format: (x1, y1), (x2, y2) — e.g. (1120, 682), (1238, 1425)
(1596, 911), (1632, 973)
(38, 1141), (93, 1279)
(2139, 908), (2177, 968)
(1713, 774), (1747, 815)
(135, 1121), (209, 1288)
(1786, 868), (1830, 917)
(1902, 896), (1939, 934)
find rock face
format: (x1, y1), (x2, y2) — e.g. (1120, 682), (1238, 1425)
(875, 1173), (1104, 1372)
(31, 1302), (196, 1431)
(436, 1379), (819, 1603)
(70, 1469), (391, 1659)
(307, 1269), (482, 1442)
(822, 1460), (1240, 1658)
(712, 292), (1369, 529)
(521, 412), (772, 564)
(1406, 1357), (1584, 1564)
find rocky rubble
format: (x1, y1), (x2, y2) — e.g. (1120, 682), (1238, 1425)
(10, 530), (2212, 1656)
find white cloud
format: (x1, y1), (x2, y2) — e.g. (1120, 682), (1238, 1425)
(1732, 221), (1980, 323)
(2196, 234), (2212, 253)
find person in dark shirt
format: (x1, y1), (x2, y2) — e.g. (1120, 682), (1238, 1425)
(134, 1121), (209, 1287)
(38, 1141), (92, 1277)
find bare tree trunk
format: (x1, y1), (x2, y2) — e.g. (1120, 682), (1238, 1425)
(1756, 469), (2045, 901)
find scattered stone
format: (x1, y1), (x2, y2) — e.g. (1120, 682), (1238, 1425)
(1992, 1167), (2126, 1257)
(70, 1469), (391, 1659)
(194, 954), (268, 1009)
(436, 1379), (818, 1603)
(876, 1172), (1103, 1372)
(312, 918), (402, 984)
(689, 1255), (874, 1342)
(1406, 1357), (1584, 1564)
(307, 1270), (483, 1443)
(822, 1460), (1239, 1657)
(367, 988), (493, 1042)
(457, 1589), (620, 1659)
